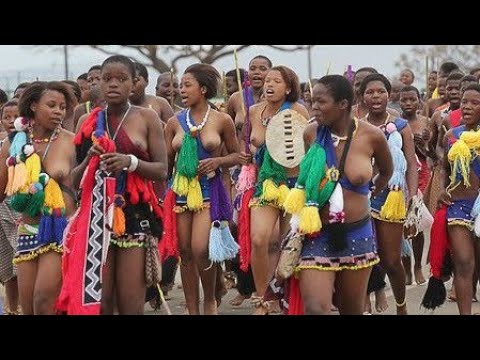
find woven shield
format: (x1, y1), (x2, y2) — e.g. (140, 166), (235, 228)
(265, 109), (308, 168)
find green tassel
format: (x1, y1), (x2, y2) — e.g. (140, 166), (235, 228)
(177, 134), (199, 179)
(10, 193), (31, 212)
(24, 190), (45, 217)
(304, 144), (327, 204)
(255, 150), (287, 198)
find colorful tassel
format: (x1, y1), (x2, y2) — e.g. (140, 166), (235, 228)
(284, 187), (306, 215)
(299, 204), (321, 234)
(186, 178), (203, 211)
(236, 163), (257, 193)
(278, 184), (290, 207)
(209, 221), (238, 263)
(176, 133), (199, 179)
(261, 179), (280, 202)
(238, 188), (254, 272)
(380, 189), (407, 221)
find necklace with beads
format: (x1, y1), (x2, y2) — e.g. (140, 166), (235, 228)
(105, 103), (132, 141)
(331, 118), (359, 147)
(186, 104), (211, 137)
(29, 126), (61, 144)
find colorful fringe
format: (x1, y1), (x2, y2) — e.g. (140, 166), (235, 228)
(379, 123), (407, 222)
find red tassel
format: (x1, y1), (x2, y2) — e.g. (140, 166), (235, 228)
(73, 107), (103, 145)
(429, 205), (449, 279)
(159, 189), (178, 262)
(287, 277), (304, 315)
(239, 188), (255, 272)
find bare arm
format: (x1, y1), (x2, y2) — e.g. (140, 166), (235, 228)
(303, 123), (318, 153)
(227, 92), (239, 120)
(401, 124), (419, 200)
(427, 112), (439, 162)
(164, 116), (177, 178)
(371, 127), (393, 196)
(72, 113), (96, 189)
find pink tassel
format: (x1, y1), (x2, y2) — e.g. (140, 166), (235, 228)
(236, 164), (257, 193)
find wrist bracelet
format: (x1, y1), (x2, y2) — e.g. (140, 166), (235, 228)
(127, 154), (139, 172)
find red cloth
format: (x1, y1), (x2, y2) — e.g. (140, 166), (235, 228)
(429, 205), (449, 279)
(450, 108), (462, 128)
(287, 277), (304, 315)
(418, 158), (431, 194)
(158, 189), (178, 262)
(238, 188), (254, 272)
(56, 133), (116, 315)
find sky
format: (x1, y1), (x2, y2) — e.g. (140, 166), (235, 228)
(0, 45), (415, 95)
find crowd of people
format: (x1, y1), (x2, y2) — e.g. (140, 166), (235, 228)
(0, 52), (480, 315)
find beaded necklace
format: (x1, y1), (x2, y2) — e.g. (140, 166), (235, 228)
(186, 104), (211, 137)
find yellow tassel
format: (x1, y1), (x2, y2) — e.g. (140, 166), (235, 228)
(299, 205), (322, 234)
(11, 163), (27, 194)
(380, 189), (407, 221)
(25, 153), (41, 184)
(448, 139), (471, 187)
(44, 178), (66, 209)
(187, 178), (203, 211)
(172, 173), (189, 196)
(460, 130), (480, 151)
(277, 184), (290, 207)
(262, 179), (280, 202)
(283, 187), (306, 214)
(5, 166), (14, 196)
(113, 206), (126, 236)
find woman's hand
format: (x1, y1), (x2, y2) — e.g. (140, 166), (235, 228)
(437, 190), (453, 207)
(100, 153), (131, 173)
(198, 158), (220, 177)
(239, 151), (253, 166)
(87, 143), (106, 160)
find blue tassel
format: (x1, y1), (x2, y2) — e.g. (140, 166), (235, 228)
(220, 221), (239, 259)
(38, 215), (53, 243)
(208, 221), (225, 263)
(401, 238), (412, 257)
(53, 216), (68, 243)
(9, 132), (27, 157)
(388, 132), (407, 189)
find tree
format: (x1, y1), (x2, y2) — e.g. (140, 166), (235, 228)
(30, 45), (312, 74)
(395, 45), (480, 85)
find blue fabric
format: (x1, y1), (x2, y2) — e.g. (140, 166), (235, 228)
(447, 198), (475, 225)
(317, 124), (370, 195)
(301, 218), (376, 259)
(286, 177), (297, 189)
(370, 187), (389, 213)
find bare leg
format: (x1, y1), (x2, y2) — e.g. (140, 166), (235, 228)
(33, 252), (62, 315)
(375, 219), (407, 315)
(250, 205), (279, 315)
(413, 232), (426, 285)
(299, 269), (336, 315)
(16, 260), (38, 315)
(5, 278), (19, 314)
(449, 225), (475, 315)
(101, 248), (116, 315)
(116, 246), (146, 315)
(402, 256), (412, 285)
(191, 208), (217, 315)
(177, 211), (200, 315)
(336, 268), (372, 315)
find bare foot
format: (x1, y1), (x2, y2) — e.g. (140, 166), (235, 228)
(364, 294), (372, 315)
(374, 289), (389, 313)
(448, 288), (456, 302)
(229, 293), (250, 307)
(414, 268), (426, 285)
(268, 300), (282, 314)
(204, 300), (218, 315)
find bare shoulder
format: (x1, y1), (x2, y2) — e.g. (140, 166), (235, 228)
(76, 113), (90, 132)
(250, 102), (263, 116)
(213, 109), (234, 124)
(292, 102), (310, 119)
(60, 128), (75, 140)
(359, 120), (384, 143)
(304, 122), (318, 145)
(165, 115), (180, 132)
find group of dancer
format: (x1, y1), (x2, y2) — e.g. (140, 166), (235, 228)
(0, 52), (479, 315)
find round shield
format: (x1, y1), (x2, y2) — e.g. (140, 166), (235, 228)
(265, 109), (308, 168)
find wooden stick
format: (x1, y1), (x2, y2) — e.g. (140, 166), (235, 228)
(308, 79), (313, 96)
(169, 68), (175, 109)
(234, 49), (246, 117)
(425, 56), (429, 100)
